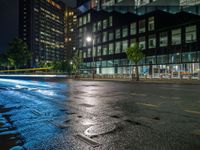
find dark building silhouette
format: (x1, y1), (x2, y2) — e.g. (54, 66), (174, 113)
(64, 7), (77, 59)
(19, 0), (65, 67)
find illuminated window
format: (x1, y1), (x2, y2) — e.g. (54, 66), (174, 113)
(102, 32), (108, 42)
(148, 34), (156, 48)
(115, 29), (121, 39)
(122, 27), (128, 37)
(103, 45), (108, 55)
(148, 17), (155, 31)
(185, 25), (197, 43)
(172, 28), (181, 45)
(97, 21), (102, 31)
(109, 32), (114, 41)
(122, 40), (128, 52)
(115, 41), (121, 53)
(139, 36), (146, 50)
(139, 19), (146, 33)
(97, 46), (102, 56)
(103, 19), (108, 29)
(109, 16), (113, 27)
(109, 43), (114, 54)
(159, 32), (168, 47)
(130, 22), (136, 35)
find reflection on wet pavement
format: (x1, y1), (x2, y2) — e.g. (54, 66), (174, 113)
(0, 78), (200, 150)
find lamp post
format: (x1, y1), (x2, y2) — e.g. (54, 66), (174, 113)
(86, 36), (95, 80)
(70, 60), (73, 78)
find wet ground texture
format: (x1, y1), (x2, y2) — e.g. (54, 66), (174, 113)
(0, 78), (200, 150)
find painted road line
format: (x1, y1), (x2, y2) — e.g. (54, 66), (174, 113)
(131, 93), (146, 97)
(191, 130), (200, 136)
(76, 134), (100, 148)
(172, 97), (181, 100)
(136, 102), (159, 108)
(159, 96), (168, 99)
(136, 116), (159, 124)
(184, 110), (200, 115)
(0, 74), (68, 78)
(160, 96), (181, 100)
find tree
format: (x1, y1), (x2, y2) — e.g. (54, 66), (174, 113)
(126, 43), (144, 81)
(0, 53), (14, 70)
(60, 60), (72, 73)
(0, 53), (8, 69)
(37, 60), (72, 74)
(7, 38), (31, 68)
(71, 53), (82, 77)
(52, 61), (61, 72)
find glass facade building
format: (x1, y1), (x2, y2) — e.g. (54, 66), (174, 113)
(77, 0), (200, 78)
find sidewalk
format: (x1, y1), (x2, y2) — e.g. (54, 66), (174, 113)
(77, 77), (200, 85)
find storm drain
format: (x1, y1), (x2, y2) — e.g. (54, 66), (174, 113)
(84, 124), (117, 137)
(31, 109), (42, 116)
(76, 134), (100, 148)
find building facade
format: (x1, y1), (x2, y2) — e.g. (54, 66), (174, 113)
(77, 0), (200, 78)
(180, 0), (200, 6)
(64, 7), (77, 59)
(19, 0), (65, 67)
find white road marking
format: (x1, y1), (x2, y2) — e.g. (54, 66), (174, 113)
(136, 102), (159, 108)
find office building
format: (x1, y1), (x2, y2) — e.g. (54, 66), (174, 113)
(77, 0), (200, 78)
(180, 0), (200, 6)
(19, 0), (65, 67)
(64, 7), (77, 59)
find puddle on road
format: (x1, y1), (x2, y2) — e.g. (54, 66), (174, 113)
(0, 105), (24, 149)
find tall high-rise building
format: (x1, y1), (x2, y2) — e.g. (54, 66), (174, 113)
(19, 0), (65, 67)
(64, 7), (77, 59)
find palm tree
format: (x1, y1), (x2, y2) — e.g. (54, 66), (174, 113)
(126, 43), (144, 81)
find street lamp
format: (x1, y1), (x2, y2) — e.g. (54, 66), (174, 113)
(86, 35), (95, 80)
(86, 36), (92, 43)
(69, 60), (73, 78)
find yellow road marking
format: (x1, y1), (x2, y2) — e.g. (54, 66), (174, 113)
(136, 102), (159, 108)
(184, 110), (200, 115)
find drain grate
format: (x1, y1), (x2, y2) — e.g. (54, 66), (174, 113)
(76, 134), (100, 147)
(31, 109), (42, 116)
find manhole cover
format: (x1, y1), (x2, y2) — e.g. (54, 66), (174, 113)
(84, 124), (116, 136)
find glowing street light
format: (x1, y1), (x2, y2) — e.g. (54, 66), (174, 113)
(86, 35), (95, 80)
(86, 36), (92, 43)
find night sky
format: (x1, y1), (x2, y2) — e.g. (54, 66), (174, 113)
(0, 0), (76, 52)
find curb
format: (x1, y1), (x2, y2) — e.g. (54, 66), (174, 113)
(75, 78), (200, 85)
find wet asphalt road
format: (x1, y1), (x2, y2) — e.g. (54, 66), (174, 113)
(0, 78), (200, 150)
